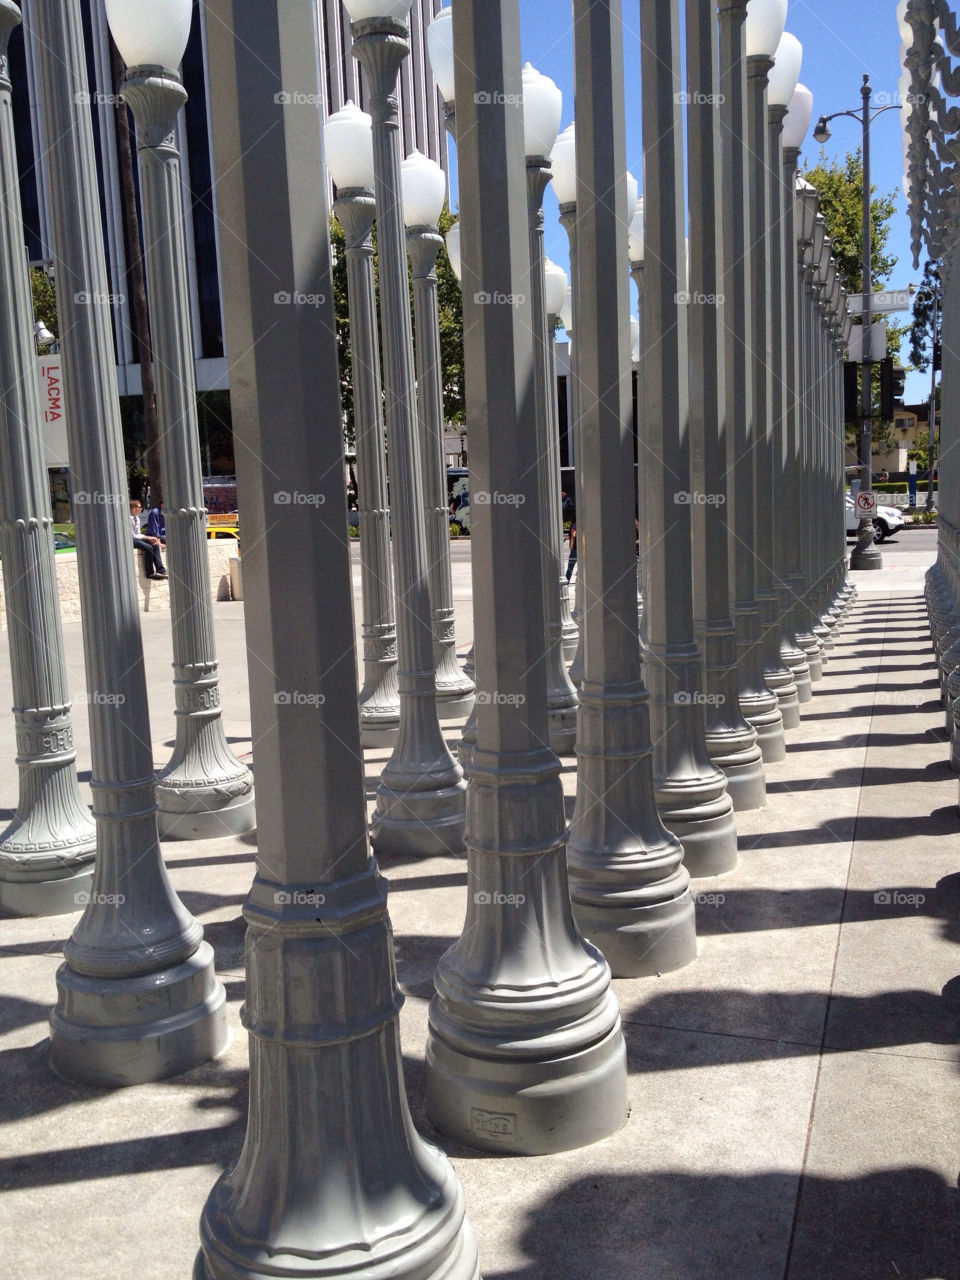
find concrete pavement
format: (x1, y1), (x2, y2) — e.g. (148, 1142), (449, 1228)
(0, 530), (957, 1278)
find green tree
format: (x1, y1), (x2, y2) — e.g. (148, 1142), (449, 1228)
(30, 267), (57, 348)
(802, 148), (898, 293)
(908, 258), (941, 372)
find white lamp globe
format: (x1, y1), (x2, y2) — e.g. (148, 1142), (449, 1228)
(426, 8), (456, 103)
(628, 197), (644, 262)
(768, 32), (802, 107)
(445, 222), (461, 281)
(105, 0), (193, 69)
(630, 315), (640, 363)
(782, 83), (813, 148)
(744, 0), (787, 58)
(897, 0), (910, 43)
(624, 170), (638, 226)
(543, 258), (568, 318)
(323, 101), (375, 191)
(559, 286), (573, 332)
(400, 150), (446, 228)
(522, 64), (563, 159)
(342, 0), (414, 23)
(550, 123), (577, 205)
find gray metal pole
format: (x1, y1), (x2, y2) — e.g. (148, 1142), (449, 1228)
(545, 300), (579, 664)
(558, 201), (586, 689)
(406, 227), (475, 718)
(335, 191), (402, 747)
(686, 0), (765, 811)
(565, 0), (696, 975)
(34, 0), (225, 1086)
(198, 3), (479, 1275)
(0, 0), (95, 916)
(526, 159), (578, 754)
(768, 111), (812, 705)
(851, 74), (882, 569)
(119, 66), (255, 840)
(638, 0), (737, 878)
(350, 15), (467, 858)
(717, 0), (785, 763)
(927, 289), (938, 512)
(425, 0), (627, 1155)
(746, 53), (800, 729)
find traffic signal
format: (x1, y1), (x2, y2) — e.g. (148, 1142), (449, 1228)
(844, 361), (859, 420)
(879, 359), (905, 418)
(933, 341), (941, 371)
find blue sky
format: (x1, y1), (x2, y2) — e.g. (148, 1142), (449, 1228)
(444, 1), (929, 405)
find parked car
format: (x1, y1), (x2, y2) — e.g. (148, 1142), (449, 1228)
(844, 495), (905, 543)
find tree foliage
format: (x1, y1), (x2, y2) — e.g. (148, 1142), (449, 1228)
(330, 201), (465, 447)
(908, 258), (941, 372)
(30, 268), (57, 346)
(802, 148), (898, 293)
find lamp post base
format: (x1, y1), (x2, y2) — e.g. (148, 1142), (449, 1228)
(570, 872), (697, 977)
(0, 861), (94, 917)
(426, 995), (627, 1155)
(157, 789), (256, 841)
(49, 940), (228, 1087)
(436, 691), (476, 721)
(370, 779), (467, 857)
(360, 722), (401, 749)
(657, 784), (739, 879)
(765, 668), (801, 729)
(705, 734), (766, 811)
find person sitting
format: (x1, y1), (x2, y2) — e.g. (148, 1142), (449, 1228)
(877, 468), (889, 483)
(129, 500), (167, 579)
(145, 499), (166, 542)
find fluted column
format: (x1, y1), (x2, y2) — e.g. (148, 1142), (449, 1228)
(335, 192), (401, 746)
(35, 0), (225, 1086)
(686, 0), (765, 810)
(197, 3), (479, 1275)
(638, 0), (737, 878)
(119, 66), (254, 840)
(527, 159), (578, 753)
(717, 0), (785, 762)
(0, 0), (95, 916)
(350, 14), (467, 858)
(565, 0), (696, 975)
(425, 0), (627, 1155)
(407, 228), (475, 720)
(746, 53), (800, 729)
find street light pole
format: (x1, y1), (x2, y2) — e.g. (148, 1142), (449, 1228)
(928, 287), (939, 512)
(0, 0), (96, 915)
(852, 74), (882, 569)
(109, 2), (256, 839)
(347, 0), (467, 858)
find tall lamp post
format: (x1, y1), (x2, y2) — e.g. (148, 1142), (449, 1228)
(401, 148), (475, 718)
(0, 0), (96, 915)
(523, 62), (579, 754)
(325, 102), (402, 747)
(106, 0), (255, 839)
(813, 75), (901, 570)
(346, 0), (467, 858)
(35, 0), (226, 1085)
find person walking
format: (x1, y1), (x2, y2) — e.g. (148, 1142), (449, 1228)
(129, 499), (167, 579)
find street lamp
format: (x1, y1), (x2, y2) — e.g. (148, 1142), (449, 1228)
(400, 147), (475, 717)
(325, 101), (401, 746)
(813, 74), (902, 571)
(522, 62), (579, 754)
(0, 0), (95, 916)
(425, 4), (455, 135)
(35, 0), (226, 1084)
(106, 0), (256, 839)
(744, 3), (800, 730)
(346, 0), (467, 858)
